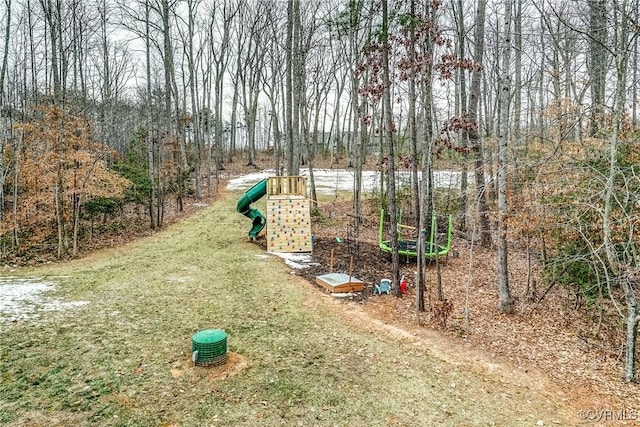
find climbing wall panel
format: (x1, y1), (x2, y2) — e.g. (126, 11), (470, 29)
(266, 195), (312, 253)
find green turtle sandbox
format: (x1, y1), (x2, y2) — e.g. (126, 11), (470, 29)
(315, 273), (365, 293)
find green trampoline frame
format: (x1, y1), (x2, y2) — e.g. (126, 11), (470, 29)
(378, 209), (453, 258)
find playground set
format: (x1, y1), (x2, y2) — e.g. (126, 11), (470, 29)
(236, 176), (313, 253)
(236, 176), (453, 295)
(236, 175), (366, 293)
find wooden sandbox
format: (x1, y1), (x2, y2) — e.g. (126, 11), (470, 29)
(315, 273), (365, 293)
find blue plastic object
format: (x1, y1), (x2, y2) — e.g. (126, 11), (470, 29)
(374, 279), (392, 295)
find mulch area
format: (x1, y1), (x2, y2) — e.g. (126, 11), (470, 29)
(286, 199), (640, 413)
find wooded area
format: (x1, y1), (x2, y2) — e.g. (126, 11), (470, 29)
(1, 0), (639, 381)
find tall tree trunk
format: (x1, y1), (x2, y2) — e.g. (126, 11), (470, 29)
(40, 0), (61, 101)
(380, 0), (400, 297)
(513, 0), (522, 141)
(408, 0), (419, 225)
(246, 96), (259, 166)
(455, 0), (469, 232)
(160, 0), (187, 210)
(271, 104), (282, 175)
(0, 0), (11, 222)
(211, 1), (234, 169)
(161, 0), (172, 134)
(538, 5), (546, 148)
(55, 113), (67, 258)
(353, 100), (368, 242)
(285, 0), (295, 174)
(624, 274), (640, 382)
(145, 0), (156, 229)
(41, 0), (68, 257)
(468, 0), (492, 247)
(11, 129), (21, 249)
(290, 0), (302, 174)
(497, 0), (514, 314)
(603, 0), (636, 382)
(0, 0), (10, 101)
(416, 0), (434, 312)
(230, 51), (240, 164)
(309, 90), (322, 206)
(202, 63), (213, 193)
(187, 0), (201, 198)
(633, 6), (639, 127)
(588, 0), (608, 136)
(215, 61), (226, 169)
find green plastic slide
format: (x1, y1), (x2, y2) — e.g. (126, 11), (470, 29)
(236, 179), (267, 238)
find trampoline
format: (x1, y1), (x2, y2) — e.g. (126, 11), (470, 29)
(379, 209), (452, 258)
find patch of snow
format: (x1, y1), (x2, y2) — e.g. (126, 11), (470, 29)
(0, 277), (88, 324)
(226, 168), (465, 194)
(40, 300), (89, 311)
(271, 252), (318, 270)
(255, 254), (270, 259)
(331, 292), (358, 298)
(226, 171), (273, 191)
(168, 276), (190, 283)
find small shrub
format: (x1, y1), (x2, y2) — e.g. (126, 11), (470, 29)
(544, 246), (604, 307)
(366, 190), (389, 214)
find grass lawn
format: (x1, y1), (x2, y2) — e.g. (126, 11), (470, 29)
(0, 191), (577, 426)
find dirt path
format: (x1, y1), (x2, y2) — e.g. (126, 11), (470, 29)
(295, 285), (583, 423)
(339, 300), (565, 397)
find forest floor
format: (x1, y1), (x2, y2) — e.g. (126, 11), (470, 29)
(293, 200), (640, 416)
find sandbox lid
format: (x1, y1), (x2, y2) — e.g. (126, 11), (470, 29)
(315, 273), (365, 292)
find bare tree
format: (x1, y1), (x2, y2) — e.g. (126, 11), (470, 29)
(261, 3), (286, 174)
(290, 0), (302, 174)
(207, 0), (237, 170)
(39, 0), (62, 101)
(513, 0), (522, 140)
(299, 1), (330, 206)
(497, 0), (514, 314)
(185, 0), (202, 197)
(237, 0), (268, 167)
(379, 0), (400, 296)
(588, 0), (608, 136)
(285, 0), (296, 174)
(339, 0), (373, 242)
(417, 0), (437, 310)
(0, 0), (11, 101)
(0, 0), (12, 224)
(468, 0), (492, 247)
(145, 0), (157, 228)
(601, 0), (638, 382)
(453, 0), (469, 232)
